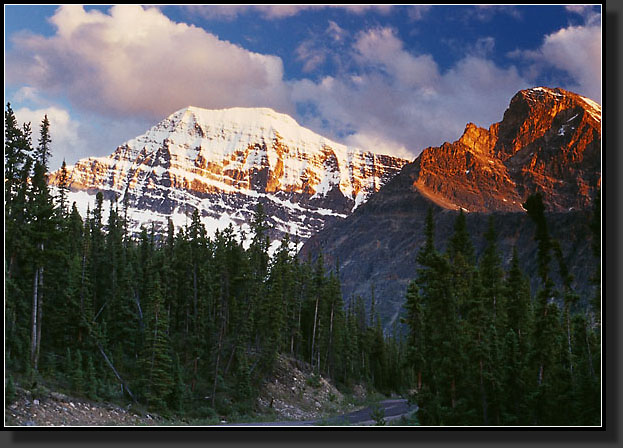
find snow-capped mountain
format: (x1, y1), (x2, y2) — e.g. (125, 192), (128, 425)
(50, 106), (409, 248)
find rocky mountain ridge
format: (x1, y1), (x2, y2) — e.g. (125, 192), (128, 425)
(410, 87), (600, 213)
(50, 106), (408, 248)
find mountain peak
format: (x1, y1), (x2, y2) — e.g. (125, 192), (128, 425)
(411, 86), (601, 213)
(50, 104), (408, 247)
(457, 122), (496, 154)
(514, 86), (601, 121)
(167, 105), (300, 129)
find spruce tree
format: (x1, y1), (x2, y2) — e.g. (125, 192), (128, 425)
(413, 208), (463, 424)
(72, 349), (85, 394)
(5, 104), (35, 372)
(141, 271), (173, 412)
(56, 160), (70, 217)
(404, 281), (425, 393)
(27, 116), (56, 373)
(589, 191), (601, 322)
(36, 114), (51, 170)
(501, 247), (533, 424)
(523, 192), (557, 424)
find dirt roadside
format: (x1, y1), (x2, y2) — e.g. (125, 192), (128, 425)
(5, 355), (370, 427)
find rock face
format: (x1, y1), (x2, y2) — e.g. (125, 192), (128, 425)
(301, 87), (601, 328)
(49, 107), (408, 247)
(411, 87), (601, 213)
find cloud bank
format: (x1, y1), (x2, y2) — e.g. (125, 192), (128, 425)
(510, 18), (601, 103)
(6, 5), (601, 162)
(182, 5), (394, 21)
(291, 27), (528, 159)
(7, 5), (292, 120)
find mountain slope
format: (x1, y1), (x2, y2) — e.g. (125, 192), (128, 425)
(301, 87), (601, 328)
(50, 107), (408, 247)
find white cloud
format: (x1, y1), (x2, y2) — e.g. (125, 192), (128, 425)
(183, 5), (393, 21)
(327, 20), (347, 42)
(294, 20), (351, 74)
(470, 5), (523, 22)
(407, 5), (432, 22)
(345, 132), (414, 161)
(295, 40), (327, 73)
(472, 37), (495, 57)
(510, 19), (601, 103)
(291, 28), (529, 158)
(7, 5), (293, 120)
(353, 27), (440, 89)
(13, 86), (46, 105)
(565, 5), (601, 26)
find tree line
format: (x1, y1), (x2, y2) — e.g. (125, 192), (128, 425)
(4, 103), (600, 425)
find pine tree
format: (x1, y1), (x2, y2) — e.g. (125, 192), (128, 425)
(413, 208), (464, 424)
(261, 235), (292, 371)
(499, 329), (527, 425)
(479, 217), (507, 330)
(72, 349), (85, 394)
(141, 271), (173, 412)
(552, 238), (580, 384)
(36, 114), (51, 170)
(500, 247), (533, 424)
(589, 191), (601, 322)
(5, 103), (33, 218)
(55, 160), (70, 217)
(5, 104), (35, 372)
(569, 313), (600, 425)
(169, 354), (188, 414)
(523, 192), (557, 424)
(85, 354), (100, 400)
(447, 209), (475, 264)
(474, 217), (507, 424)
(27, 116), (57, 373)
(404, 281), (425, 393)
(322, 271), (346, 381)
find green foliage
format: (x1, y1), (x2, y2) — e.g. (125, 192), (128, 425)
(306, 373), (322, 389)
(404, 206), (600, 426)
(370, 401), (386, 426)
(72, 350), (85, 394)
(6, 375), (17, 407)
(85, 354), (100, 401)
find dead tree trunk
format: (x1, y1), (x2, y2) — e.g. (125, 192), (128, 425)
(325, 302), (334, 377)
(310, 296), (319, 369)
(31, 267), (39, 369)
(34, 266), (44, 371)
(212, 317), (226, 409)
(97, 343), (138, 404)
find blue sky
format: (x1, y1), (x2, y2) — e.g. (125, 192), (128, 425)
(4, 5), (602, 170)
